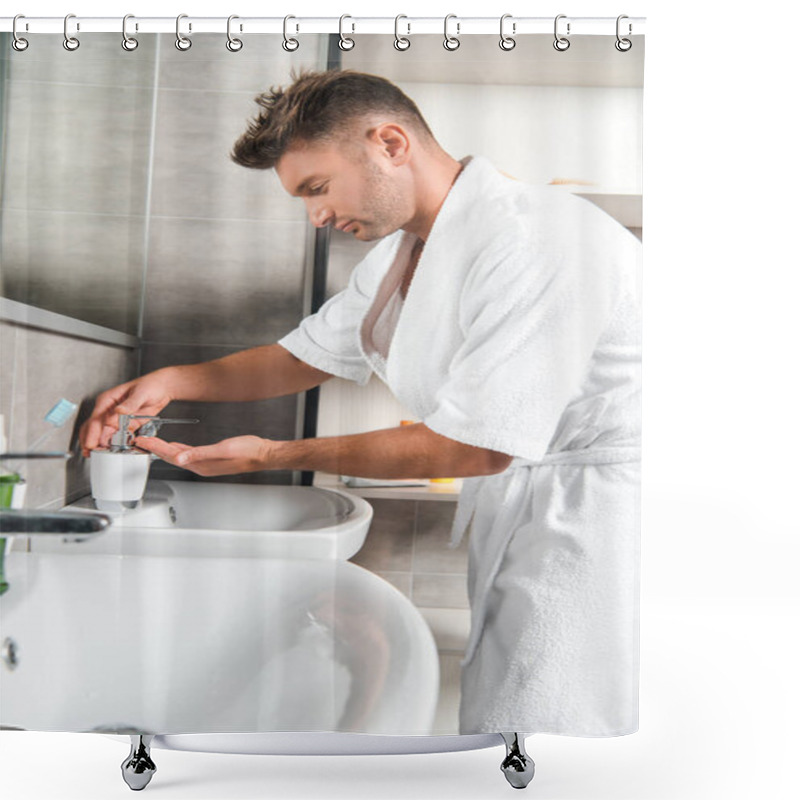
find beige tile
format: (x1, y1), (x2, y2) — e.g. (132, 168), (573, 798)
(350, 499), (415, 573)
(431, 653), (463, 736)
(372, 571), (412, 600)
(418, 607), (471, 653)
(413, 500), (467, 574)
(412, 573), (469, 610)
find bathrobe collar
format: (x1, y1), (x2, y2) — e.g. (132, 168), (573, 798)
(358, 154), (500, 377)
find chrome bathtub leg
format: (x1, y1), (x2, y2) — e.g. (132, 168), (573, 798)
(500, 732), (535, 789)
(121, 734), (157, 791)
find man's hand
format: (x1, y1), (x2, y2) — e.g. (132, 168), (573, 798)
(79, 372), (176, 457)
(134, 423), (511, 480)
(78, 347), (333, 459)
(134, 435), (273, 477)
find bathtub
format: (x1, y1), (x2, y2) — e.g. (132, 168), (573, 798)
(1, 485), (532, 790)
(0, 552), (438, 735)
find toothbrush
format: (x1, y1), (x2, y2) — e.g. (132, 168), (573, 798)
(27, 398), (78, 452)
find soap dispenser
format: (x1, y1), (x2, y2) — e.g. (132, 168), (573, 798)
(90, 415), (198, 511)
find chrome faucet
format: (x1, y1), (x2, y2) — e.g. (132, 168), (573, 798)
(0, 451), (111, 596)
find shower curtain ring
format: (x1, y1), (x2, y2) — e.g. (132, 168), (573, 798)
(283, 15), (299, 51)
(499, 14), (516, 51)
(63, 14), (80, 51)
(175, 14), (192, 51)
(443, 14), (460, 51)
(553, 14), (570, 51)
(11, 15), (29, 52)
(226, 15), (243, 51)
(394, 15), (410, 51)
(338, 15), (355, 50)
(122, 15), (139, 51)
(615, 15), (632, 51)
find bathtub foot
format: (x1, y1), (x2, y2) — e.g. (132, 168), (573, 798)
(500, 732), (535, 789)
(121, 735), (157, 791)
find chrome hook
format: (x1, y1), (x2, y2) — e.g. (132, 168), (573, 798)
(338, 14), (355, 51)
(122, 14), (139, 51)
(226, 15), (243, 51)
(394, 15), (410, 51)
(443, 14), (460, 51)
(499, 14), (516, 51)
(282, 15), (299, 52)
(11, 15), (29, 52)
(63, 13), (80, 51)
(615, 14), (632, 52)
(175, 13), (192, 51)
(553, 14), (570, 52)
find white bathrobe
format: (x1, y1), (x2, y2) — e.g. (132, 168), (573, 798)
(279, 155), (641, 737)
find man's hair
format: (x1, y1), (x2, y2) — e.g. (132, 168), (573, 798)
(230, 69), (434, 170)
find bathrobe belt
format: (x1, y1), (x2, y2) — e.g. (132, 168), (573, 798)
(449, 445), (641, 549)
(449, 445), (641, 666)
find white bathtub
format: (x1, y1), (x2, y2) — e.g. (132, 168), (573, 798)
(0, 552), (439, 736)
(2, 484), (515, 789)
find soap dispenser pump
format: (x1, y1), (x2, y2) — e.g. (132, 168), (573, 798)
(90, 415), (198, 511)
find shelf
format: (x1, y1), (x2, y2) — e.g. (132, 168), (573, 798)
(314, 472), (461, 502)
(0, 298), (139, 348)
(575, 191), (642, 229)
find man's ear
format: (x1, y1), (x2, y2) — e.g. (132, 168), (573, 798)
(370, 123), (411, 164)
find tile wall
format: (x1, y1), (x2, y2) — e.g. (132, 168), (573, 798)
(1, 34), (330, 492)
(140, 34), (326, 485)
(0, 320), (137, 509)
(0, 34), (155, 336)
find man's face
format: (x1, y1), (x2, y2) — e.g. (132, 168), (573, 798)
(275, 138), (412, 242)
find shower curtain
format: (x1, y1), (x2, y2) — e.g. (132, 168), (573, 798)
(0, 22), (643, 742)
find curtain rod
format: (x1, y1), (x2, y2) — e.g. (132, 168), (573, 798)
(0, 16), (646, 37)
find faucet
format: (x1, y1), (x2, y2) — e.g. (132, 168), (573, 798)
(0, 451), (111, 596)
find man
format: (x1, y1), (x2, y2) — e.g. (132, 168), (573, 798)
(81, 70), (641, 737)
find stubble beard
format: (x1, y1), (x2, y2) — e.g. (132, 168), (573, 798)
(354, 159), (410, 242)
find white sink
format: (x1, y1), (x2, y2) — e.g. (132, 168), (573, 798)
(39, 480), (373, 560)
(0, 553), (439, 735)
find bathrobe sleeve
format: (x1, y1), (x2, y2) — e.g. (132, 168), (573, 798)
(278, 236), (399, 386)
(423, 195), (640, 461)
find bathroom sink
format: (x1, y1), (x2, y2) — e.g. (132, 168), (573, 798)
(33, 480), (373, 560)
(0, 553), (439, 735)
